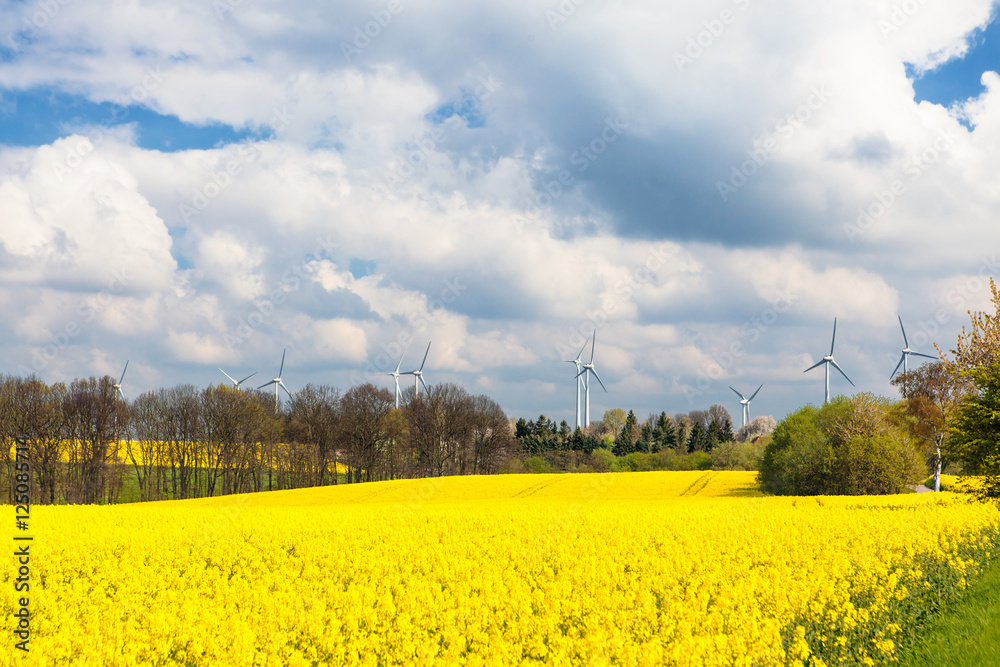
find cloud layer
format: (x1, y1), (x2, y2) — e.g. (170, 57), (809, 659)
(1, 0), (999, 423)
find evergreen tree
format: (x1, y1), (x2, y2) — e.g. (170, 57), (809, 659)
(654, 412), (676, 451)
(686, 421), (705, 453)
(515, 417), (529, 439)
(720, 417), (735, 442)
(706, 417), (723, 453)
(614, 410), (640, 456)
(636, 423), (653, 453)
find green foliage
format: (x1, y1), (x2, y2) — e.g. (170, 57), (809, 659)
(522, 456), (555, 474)
(613, 410), (639, 456)
(589, 448), (617, 472)
(711, 437), (767, 471)
(759, 395), (926, 495)
(898, 553), (1000, 666)
(949, 362), (1000, 501)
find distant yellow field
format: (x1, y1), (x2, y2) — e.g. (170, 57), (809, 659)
(7, 439), (351, 475)
(3, 471), (997, 666)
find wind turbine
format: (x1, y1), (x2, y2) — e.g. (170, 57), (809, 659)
(803, 318), (854, 403)
(257, 348), (292, 410)
(385, 354), (404, 408)
(405, 342), (431, 397)
(219, 367), (257, 390)
(575, 332), (607, 428)
(729, 384), (763, 428)
(891, 315), (938, 381)
(113, 361), (129, 401)
(564, 338), (589, 430)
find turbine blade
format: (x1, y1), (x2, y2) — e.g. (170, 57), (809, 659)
(898, 315), (909, 348)
(257, 381), (275, 390)
(830, 319), (837, 356)
(910, 351), (938, 360)
(748, 384), (763, 401)
(890, 354), (905, 379)
(803, 359), (826, 373)
(830, 359), (855, 386)
(238, 372), (257, 385)
(219, 368), (237, 384)
(119, 360), (129, 385)
(419, 375), (429, 393)
(117, 387), (125, 401)
(419, 342), (431, 371)
(575, 338), (588, 362)
(279, 381), (293, 398)
(591, 368), (608, 393)
(589, 332), (596, 364)
(729, 386), (747, 400)
(278, 348), (286, 377)
(394, 354), (404, 373)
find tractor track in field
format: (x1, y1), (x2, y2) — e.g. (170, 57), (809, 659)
(679, 472), (717, 497)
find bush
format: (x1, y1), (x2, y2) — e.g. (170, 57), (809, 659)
(759, 394), (926, 495)
(712, 438), (767, 471)
(616, 452), (661, 472)
(589, 448), (617, 472)
(523, 456), (554, 474)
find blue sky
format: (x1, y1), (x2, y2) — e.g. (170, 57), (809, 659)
(1, 0), (999, 427)
(910, 12), (1000, 117)
(0, 88), (256, 150)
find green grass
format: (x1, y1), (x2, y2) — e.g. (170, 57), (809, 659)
(899, 555), (1000, 666)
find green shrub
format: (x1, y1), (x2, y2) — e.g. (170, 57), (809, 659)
(712, 438), (767, 471)
(759, 394), (926, 495)
(588, 448), (617, 472)
(523, 456), (554, 474)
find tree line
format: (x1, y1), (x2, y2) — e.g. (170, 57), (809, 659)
(515, 405), (747, 457)
(0, 377), (514, 505)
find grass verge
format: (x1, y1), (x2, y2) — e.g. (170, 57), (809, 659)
(899, 554), (1000, 666)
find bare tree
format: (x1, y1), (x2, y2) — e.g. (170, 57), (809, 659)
(340, 383), (400, 482)
(63, 376), (129, 504)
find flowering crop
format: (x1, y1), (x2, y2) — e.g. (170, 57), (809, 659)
(3, 471), (997, 665)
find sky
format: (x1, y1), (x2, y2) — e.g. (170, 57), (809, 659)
(1, 0), (999, 428)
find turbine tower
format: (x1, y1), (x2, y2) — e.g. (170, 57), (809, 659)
(575, 332), (607, 427)
(385, 354), (404, 408)
(891, 315), (938, 380)
(729, 384), (763, 428)
(219, 367), (257, 390)
(564, 338), (588, 430)
(258, 348), (292, 410)
(803, 318), (854, 403)
(113, 361), (129, 401)
(405, 342), (431, 397)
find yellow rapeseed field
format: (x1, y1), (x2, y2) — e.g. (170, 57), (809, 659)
(3, 471), (998, 666)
